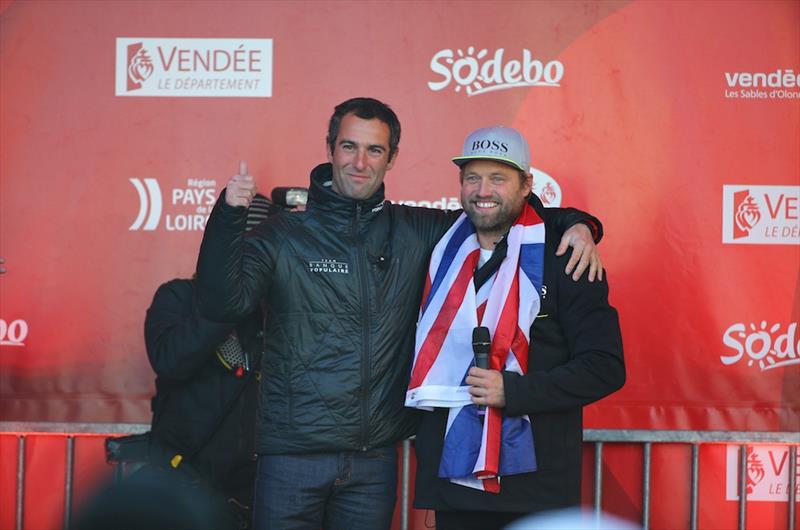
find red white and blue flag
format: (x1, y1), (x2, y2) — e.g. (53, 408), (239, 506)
(406, 203), (545, 492)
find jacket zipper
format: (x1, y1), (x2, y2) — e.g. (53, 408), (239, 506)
(354, 203), (371, 451)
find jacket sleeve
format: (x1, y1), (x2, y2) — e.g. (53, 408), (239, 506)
(502, 249), (625, 415)
(195, 189), (276, 322)
(145, 280), (233, 380)
(528, 193), (603, 243)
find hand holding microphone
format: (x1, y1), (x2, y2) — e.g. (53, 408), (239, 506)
(467, 326), (507, 409)
(472, 326), (490, 370)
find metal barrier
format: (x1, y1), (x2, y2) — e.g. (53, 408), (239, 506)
(584, 429), (800, 530)
(1, 422), (148, 530)
(2, 423), (798, 530)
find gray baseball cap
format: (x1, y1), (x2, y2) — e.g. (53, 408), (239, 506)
(452, 125), (531, 172)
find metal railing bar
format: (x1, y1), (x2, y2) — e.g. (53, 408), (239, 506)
(401, 439), (410, 530)
(585, 429), (800, 444)
(690, 443), (699, 530)
(789, 445), (796, 530)
(642, 442), (651, 530)
(594, 441), (603, 526)
(16, 435), (25, 530)
(3, 423), (798, 444)
(0, 422), (149, 435)
(64, 436), (75, 530)
(738, 444), (747, 530)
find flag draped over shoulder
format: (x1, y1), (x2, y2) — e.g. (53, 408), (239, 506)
(405, 203), (545, 493)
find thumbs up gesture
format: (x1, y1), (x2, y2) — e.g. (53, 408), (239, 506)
(224, 160), (257, 208)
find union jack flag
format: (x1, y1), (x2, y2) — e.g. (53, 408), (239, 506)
(406, 204), (544, 492)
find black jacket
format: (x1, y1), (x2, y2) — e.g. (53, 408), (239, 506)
(412, 204), (625, 513)
(196, 163), (601, 455)
(145, 278), (262, 502)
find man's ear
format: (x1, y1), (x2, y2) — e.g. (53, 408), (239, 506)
(386, 147), (399, 170)
(524, 171), (533, 194)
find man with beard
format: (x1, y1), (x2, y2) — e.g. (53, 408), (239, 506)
(407, 126), (625, 530)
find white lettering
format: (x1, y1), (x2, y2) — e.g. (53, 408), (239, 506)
(429, 48), (563, 96)
(165, 214), (208, 231)
(428, 49), (453, 91)
(721, 322), (800, 370)
(0, 319), (28, 345)
(725, 69), (800, 89)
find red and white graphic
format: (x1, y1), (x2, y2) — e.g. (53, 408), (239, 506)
(732, 190), (761, 238)
(126, 42), (154, 91)
(130, 178), (218, 232)
(0, 319), (28, 347)
(727, 445), (800, 502)
(129, 178), (163, 231)
(722, 185), (800, 244)
(531, 167), (562, 207)
(115, 38), (273, 97)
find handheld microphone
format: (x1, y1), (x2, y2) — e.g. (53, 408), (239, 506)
(472, 326), (490, 370)
(472, 326), (490, 414)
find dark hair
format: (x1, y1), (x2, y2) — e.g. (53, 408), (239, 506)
(327, 97), (401, 161)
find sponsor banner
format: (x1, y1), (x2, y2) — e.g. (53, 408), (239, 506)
(724, 69), (800, 100)
(428, 48), (563, 96)
(722, 185), (800, 245)
(395, 168), (561, 208)
(0, 319), (28, 347)
(395, 197), (461, 209)
(726, 445), (800, 502)
(129, 177), (218, 232)
(721, 321), (800, 372)
(116, 38), (272, 97)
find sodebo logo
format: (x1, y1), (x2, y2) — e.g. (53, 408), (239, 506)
(0, 319), (28, 347)
(721, 321), (799, 371)
(130, 178), (218, 231)
(429, 48), (563, 96)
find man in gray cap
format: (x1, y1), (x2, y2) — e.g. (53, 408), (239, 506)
(407, 126), (625, 530)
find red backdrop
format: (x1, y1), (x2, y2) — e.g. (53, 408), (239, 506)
(1, 1), (798, 528)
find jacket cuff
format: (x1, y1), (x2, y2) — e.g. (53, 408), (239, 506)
(582, 217), (603, 243)
(502, 371), (525, 417)
(212, 189), (249, 234)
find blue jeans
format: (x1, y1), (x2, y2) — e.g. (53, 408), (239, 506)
(252, 445), (398, 530)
